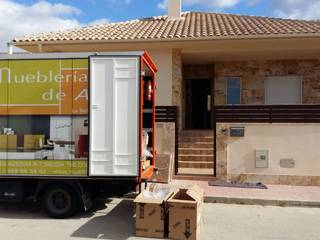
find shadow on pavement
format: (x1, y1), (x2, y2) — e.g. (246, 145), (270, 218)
(0, 201), (46, 219)
(71, 199), (135, 240)
(0, 198), (111, 220)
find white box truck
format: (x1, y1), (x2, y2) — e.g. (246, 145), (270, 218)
(0, 51), (157, 218)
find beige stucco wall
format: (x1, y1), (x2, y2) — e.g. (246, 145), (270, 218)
(225, 123), (320, 176)
(147, 49), (173, 106)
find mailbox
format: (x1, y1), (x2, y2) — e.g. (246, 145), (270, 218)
(230, 127), (245, 137)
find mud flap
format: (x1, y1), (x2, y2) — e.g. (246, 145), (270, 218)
(81, 191), (93, 211)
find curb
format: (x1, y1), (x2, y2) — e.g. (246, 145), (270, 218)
(204, 196), (320, 208)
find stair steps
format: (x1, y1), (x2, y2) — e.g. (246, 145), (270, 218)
(178, 130), (214, 171)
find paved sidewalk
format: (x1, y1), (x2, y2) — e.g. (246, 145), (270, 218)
(1, 199), (320, 240)
(171, 180), (320, 207)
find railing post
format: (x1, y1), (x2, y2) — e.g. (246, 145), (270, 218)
(174, 106), (179, 175)
(213, 105), (217, 177)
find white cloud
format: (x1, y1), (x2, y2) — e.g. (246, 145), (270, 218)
(246, 0), (261, 6)
(157, 0), (320, 20)
(272, 0), (320, 20)
(184, 0), (240, 8)
(0, 0), (109, 52)
(158, 0), (240, 10)
(87, 18), (110, 26)
(157, 0), (167, 10)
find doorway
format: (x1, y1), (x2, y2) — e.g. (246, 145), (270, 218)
(185, 79), (212, 129)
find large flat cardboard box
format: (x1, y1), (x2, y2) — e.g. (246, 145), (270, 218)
(167, 185), (204, 240)
(155, 154), (174, 183)
(134, 189), (174, 238)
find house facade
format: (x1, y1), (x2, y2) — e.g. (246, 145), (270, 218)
(11, 0), (320, 185)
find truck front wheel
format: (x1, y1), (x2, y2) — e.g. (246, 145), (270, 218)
(42, 184), (79, 218)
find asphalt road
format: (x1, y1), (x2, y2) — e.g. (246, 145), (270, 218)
(0, 198), (319, 240)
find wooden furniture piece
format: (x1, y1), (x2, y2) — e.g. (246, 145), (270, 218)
(24, 135), (45, 150)
(0, 135), (17, 150)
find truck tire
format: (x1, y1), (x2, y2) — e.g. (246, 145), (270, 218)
(42, 183), (79, 219)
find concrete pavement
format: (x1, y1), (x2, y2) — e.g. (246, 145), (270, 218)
(0, 198), (319, 240)
(171, 180), (320, 207)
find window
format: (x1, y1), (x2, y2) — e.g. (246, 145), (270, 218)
(265, 76), (302, 105)
(226, 77), (241, 105)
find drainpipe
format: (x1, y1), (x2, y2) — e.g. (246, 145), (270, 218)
(7, 43), (13, 55)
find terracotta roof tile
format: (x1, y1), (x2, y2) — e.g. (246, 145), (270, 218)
(12, 12), (320, 43)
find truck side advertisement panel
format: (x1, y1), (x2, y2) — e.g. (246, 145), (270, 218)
(0, 59), (89, 176)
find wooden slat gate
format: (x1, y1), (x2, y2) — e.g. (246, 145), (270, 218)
(214, 105), (320, 123)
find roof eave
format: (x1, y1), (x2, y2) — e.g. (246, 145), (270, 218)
(11, 33), (320, 47)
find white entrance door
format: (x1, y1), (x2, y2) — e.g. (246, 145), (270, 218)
(89, 56), (139, 176)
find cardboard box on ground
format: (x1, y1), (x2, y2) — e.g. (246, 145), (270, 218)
(134, 183), (175, 238)
(134, 184), (203, 240)
(167, 185), (204, 240)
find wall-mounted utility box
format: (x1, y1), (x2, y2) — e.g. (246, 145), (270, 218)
(255, 149), (269, 168)
(280, 158), (295, 168)
(230, 127), (245, 137)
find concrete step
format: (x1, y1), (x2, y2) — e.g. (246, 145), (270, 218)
(179, 142), (213, 148)
(180, 130), (214, 137)
(173, 173), (216, 180)
(179, 154), (214, 162)
(178, 161), (213, 169)
(179, 148), (214, 155)
(179, 136), (214, 143)
(177, 168), (215, 175)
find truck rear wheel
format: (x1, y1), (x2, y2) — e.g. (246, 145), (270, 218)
(42, 184), (79, 219)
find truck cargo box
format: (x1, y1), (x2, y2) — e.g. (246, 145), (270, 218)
(0, 51), (157, 181)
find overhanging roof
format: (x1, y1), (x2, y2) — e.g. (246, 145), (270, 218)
(12, 12), (320, 46)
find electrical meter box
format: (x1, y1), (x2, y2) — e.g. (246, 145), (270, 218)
(255, 149), (269, 168)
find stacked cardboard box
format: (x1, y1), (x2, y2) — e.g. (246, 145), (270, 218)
(134, 184), (203, 240)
